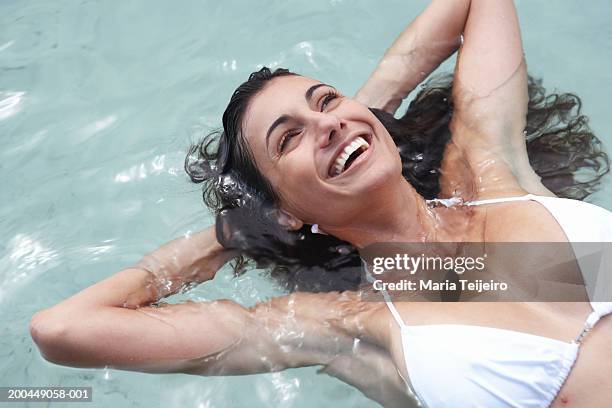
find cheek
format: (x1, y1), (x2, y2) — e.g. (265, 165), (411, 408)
(273, 155), (325, 208)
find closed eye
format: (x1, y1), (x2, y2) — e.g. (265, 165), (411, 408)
(320, 90), (341, 111)
(278, 129), (301, 154)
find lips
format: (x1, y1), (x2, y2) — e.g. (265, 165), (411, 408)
(327, 133), (372, 178)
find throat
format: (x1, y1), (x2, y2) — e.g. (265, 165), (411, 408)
(345, 181), (437, 247)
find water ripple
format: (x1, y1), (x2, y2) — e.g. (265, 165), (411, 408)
(113, 154), (179, 183)
(0, 91), (26, 121)
(0, 40), (14, 53)
(80, 115), (117, 138)
(0, 233), (58, 303)
(295, 41), (319, 69)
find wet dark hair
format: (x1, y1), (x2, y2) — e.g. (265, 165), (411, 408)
(185, 67), (610, 292)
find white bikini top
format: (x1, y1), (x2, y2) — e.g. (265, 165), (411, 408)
(366, 194), (612, 408)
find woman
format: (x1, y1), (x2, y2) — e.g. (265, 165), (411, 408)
(30, 1), (612, 407)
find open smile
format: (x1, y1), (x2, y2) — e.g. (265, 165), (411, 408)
(327, 133), (373, 179)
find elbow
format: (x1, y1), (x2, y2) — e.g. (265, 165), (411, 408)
(29, 308), (75, 366)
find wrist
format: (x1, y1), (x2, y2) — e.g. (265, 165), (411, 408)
(135, 227), (238, 296)
(357, 56), (415, 113)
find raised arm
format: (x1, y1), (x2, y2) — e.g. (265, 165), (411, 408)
(29, 227), (248, 371)
(449, 0), (554, 197)
(451, 0), (526, 138)
(28, 227), (414, 406)
(28, 227), (344, 373)
(355, 0), (471, 114)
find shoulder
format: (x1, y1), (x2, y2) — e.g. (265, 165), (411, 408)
(475, 198), (569, 243)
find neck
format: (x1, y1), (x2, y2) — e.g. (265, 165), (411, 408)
(323, 179), (446, 249)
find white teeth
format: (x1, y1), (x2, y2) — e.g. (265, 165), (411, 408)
(331, 136), (370, 177)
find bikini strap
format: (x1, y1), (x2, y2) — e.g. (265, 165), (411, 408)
(361, 259), (407, 328)
(383, 294), (407, 329)
(464, 194), (536, 207)
(575, 302), (612, 344)
(426, 194), (538, 208)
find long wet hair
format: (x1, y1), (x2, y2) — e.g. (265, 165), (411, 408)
(185, 67), (610, 292)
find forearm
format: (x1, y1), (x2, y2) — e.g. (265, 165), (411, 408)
(133, 226), (234, 299)
(356, 0), (471, 113)
(48, 227), (237, 311)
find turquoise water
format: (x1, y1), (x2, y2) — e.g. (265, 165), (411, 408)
(1, 1), (611, 407)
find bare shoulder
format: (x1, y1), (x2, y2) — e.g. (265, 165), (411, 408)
(476, 200), (569, 243)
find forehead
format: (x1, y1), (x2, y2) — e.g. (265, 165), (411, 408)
(242, 75), (322, 146)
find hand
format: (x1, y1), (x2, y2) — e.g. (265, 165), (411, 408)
(135, 226), (239, 296)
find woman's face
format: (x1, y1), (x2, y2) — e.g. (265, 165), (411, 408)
(241, 75), (402, 229)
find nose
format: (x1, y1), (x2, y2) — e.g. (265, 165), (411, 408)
(312, 112), (346, 149)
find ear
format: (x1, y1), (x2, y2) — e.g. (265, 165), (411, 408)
(275, 208), (304, 231)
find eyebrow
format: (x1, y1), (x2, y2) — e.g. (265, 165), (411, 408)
(265, 83), (331, 151)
